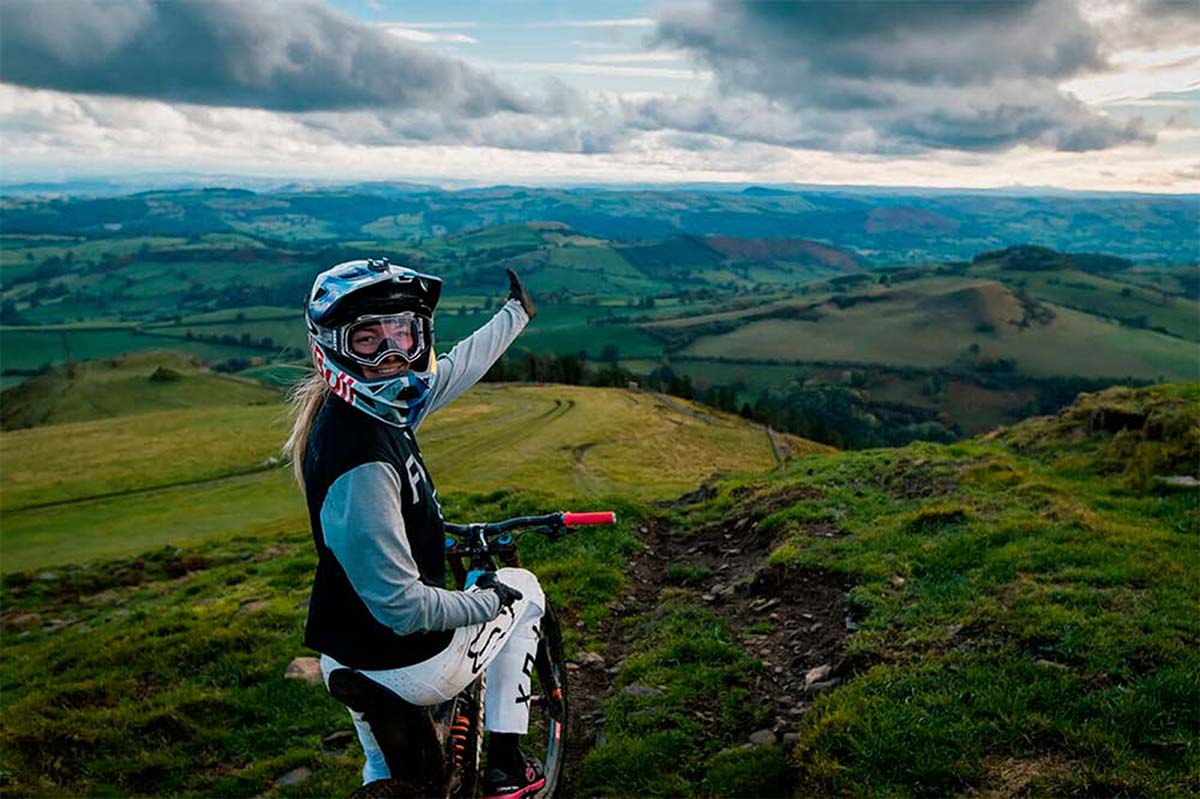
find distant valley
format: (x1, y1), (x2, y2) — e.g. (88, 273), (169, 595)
(1, 185), (1196, 446)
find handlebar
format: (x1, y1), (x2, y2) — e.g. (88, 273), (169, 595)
(444, 510), (617, 585)
(444, 510), (617, 538)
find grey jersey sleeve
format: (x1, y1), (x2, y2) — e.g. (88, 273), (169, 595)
(320, 461), (500, 634)
(419, 299), (529, 423)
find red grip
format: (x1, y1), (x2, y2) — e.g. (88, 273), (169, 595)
(563, 511), (617, 527)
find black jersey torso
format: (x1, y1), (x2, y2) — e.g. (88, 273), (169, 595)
(302, 395), (452, 669)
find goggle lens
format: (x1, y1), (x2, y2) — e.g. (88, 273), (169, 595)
(344, 314), (428, 366)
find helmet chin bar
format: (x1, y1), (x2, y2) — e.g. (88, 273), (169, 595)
(310, 335), (435, 428)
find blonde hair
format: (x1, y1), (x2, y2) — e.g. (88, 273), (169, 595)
(283, 371), (331, 493)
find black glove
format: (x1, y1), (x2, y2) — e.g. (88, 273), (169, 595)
(506, 268), (536, 320)
(475, 572), (523, 609)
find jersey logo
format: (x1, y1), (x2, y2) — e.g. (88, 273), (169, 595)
(404, 454), (427, 504)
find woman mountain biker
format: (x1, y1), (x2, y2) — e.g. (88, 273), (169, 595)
(285, 258), (547, 798)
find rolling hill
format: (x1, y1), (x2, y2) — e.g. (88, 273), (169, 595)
(3, 184), (1195, 262)
(0, 361), (826, 573)
(675, 277), (1196, 381)
(0, 382), (1194, 797)
(0, 351), (281, 430)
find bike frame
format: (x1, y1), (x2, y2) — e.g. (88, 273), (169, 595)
(335, 510), (616, 799)
(437, 510), (615, 798)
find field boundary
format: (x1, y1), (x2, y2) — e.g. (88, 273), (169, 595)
(5, 462), (284, 513)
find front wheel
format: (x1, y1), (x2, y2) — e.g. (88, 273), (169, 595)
(526, 600), (568, 798)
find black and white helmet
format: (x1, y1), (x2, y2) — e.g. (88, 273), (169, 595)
(306, 258), (442, 427)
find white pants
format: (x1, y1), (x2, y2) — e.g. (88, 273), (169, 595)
(320, 567), (546, 784)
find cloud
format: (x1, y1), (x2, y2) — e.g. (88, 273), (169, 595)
(381, 26), (479, 45)
(653, 0), (1152, 152)
(1086, 0), (1200, 50)
(0, 0), (520, 115)
(0, 0), (1178, 168)
(518, 18), (655, 29)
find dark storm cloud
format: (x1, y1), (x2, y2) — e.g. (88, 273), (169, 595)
(0, 0), (527, 115)
(653, 0), (1150, 152)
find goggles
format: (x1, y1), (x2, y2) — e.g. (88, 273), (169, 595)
(341, 313), (431, 369)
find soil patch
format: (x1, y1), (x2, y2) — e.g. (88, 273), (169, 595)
(560, 511), (850, 795)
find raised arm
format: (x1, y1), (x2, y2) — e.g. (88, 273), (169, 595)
(422, 301), (528, 419)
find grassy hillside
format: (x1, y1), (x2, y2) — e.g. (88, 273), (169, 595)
(579, 382), (1199, 796)
(0, 352), (280, 430)
(0, 383), (1194, 797)
(0, 379), (820, 574)
(674, 277), (1197, 381)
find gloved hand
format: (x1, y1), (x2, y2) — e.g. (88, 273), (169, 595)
(474, 571), (523, 609)
(506, 268), (536, 320)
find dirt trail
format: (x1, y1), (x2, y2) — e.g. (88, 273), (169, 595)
(560, 497), (852, 796)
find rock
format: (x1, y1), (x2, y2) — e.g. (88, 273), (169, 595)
(43, 618), (77, 632)
(35, 571), (60, 582)
(578, 651), (606, 669)
(804, 664), (832, 687)
(782, 732), (800, 749)
(284, 657), (323, 685)
(748, 729), (777, 746)
(701, 594), (716, 603)
(1155, 475), (1200, 489)
(274, 767), (313, 787)
(566, 662), (580, 671)
(239, 600), (272, 614)
(844, 617), (859, 632)
(621, 683), (664, 699)
(808, 678), (842, 695)
(890, 575), (908, 588)
(322, 730), (356, 750)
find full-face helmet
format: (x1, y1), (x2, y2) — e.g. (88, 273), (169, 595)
(306, 258), (442, 427)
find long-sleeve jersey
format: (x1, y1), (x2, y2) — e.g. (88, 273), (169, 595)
(303, 300), (528, 669)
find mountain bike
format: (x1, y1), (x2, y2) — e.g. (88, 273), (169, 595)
(327, 510), (617, 799)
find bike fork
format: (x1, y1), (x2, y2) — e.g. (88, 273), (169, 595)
(444, 674), (486, 799)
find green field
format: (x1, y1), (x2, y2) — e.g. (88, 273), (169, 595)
(977, 264), (1200, 341)
(0, 381), (1194, 797)
(0, 381), (816, 574)
(0, 352), (281, 431)
(680, 278), (1199, 381)
(0, 329), (264, 373)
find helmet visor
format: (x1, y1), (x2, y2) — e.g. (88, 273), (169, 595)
(342, 313), (430, 368)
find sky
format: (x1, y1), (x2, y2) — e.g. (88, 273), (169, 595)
(0, 0), (1197, 192)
